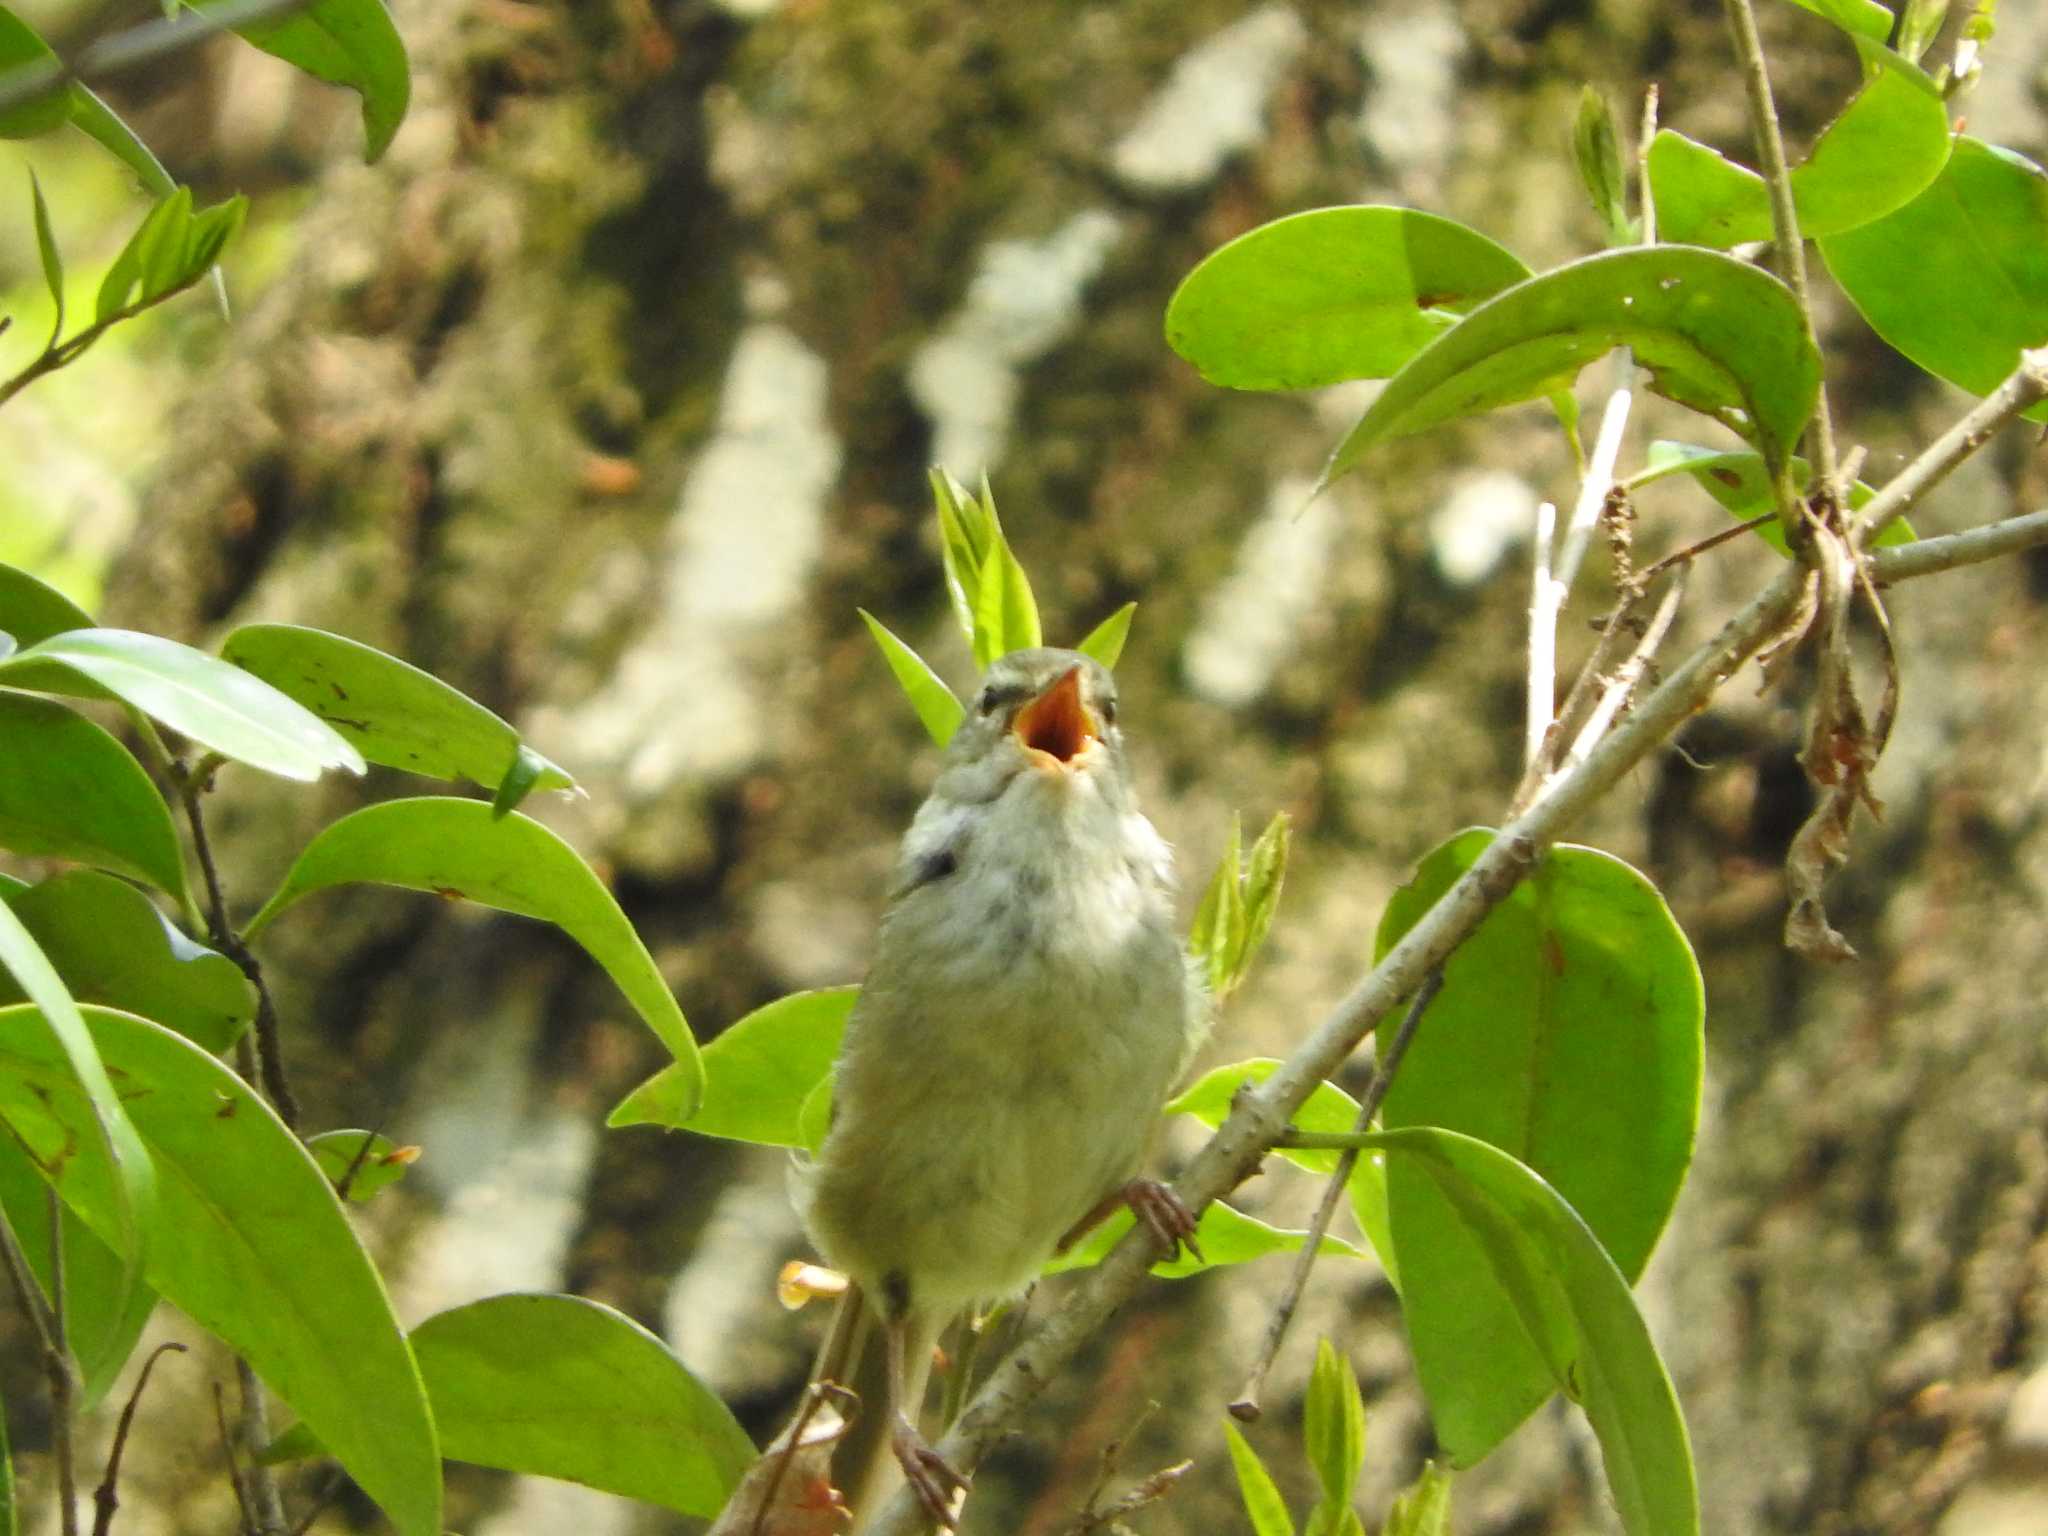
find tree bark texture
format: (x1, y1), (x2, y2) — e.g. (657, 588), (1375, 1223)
(21, 1), (2048, 1532)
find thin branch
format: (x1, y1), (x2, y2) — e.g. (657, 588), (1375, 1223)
(1871, 507), (2048, 583)
(1229, 968), (1444, 1420)
(0, 0), (323, 117)
(1636, 84), (1660, 245)
(1555, 388), (1633, 594)
(212, 1382), (258, 1536)
(93, 1342), (189, 1536)
(1721, 0), (1838, 496)
(1560, 572), (1688, 773)
(0, 1193), (80, 1536)
(1854, 347), (2048, 544)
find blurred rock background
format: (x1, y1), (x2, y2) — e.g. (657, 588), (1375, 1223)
(4, 1), (2048, 1532)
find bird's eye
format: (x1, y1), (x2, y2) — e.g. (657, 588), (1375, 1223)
(976, 686), (1000, 717)
(1100, 696), (1118, 725)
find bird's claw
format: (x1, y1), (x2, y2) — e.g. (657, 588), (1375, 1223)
(893, 1416), (970, 1529)
(1125, 1178), (1202, 1262)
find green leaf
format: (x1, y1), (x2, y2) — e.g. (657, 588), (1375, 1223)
(183, 0), (411, 161)
(1166, 207), (1531, 390)
(1786, 0), (1895, 43)
(0, 1004), (440, 1536)
(1365, 1129), (1697, 1536)
(0, 1134), (156, 1409)
(1374, 831), (1702, 1465)
(971, 529), (1042, 669)
(29, 170), (61, 345)
(65, 87), (177, 198)
(1302, 1504), (1366, 1536)
(1073, 602), (1136, 671)
(1574, 88), (1632, 244)
(408, 1293), (753, 1516)
(1189, 814), (1245, 996)
(490, 744), (548, 818)
(1322, 246), (1820, 490)
(1305, 1338), (1365, 1511)
(0, 7), (70, 137)
(0, 628), (366, 783)
(858, 610), (965, 747)
(932, 468), (994, 645)
(608, 986), (856, 1144)
(1898, 0), (1951, 63)
(1383, 1462), (1453, 1536)
(0, 691), (191, 904)
(221, 623), (575, 796)
(0, 872), (252, 1053)
(1167, 1058), (1398, 1289)
(1820, 137), (2048, 424)
(1235, 811), (1290, 986)
(1223, 1421), (1296, 1536)
(306, 1129), (415, 1203)
(0, 562), (92, 647)
(1650, 57), (1951, 247)
(133, 184), (195, 303)
(1044, 1196), (1362, 1280)
(1628, 442), (1913, 553)
(247, 799), (699, 1084)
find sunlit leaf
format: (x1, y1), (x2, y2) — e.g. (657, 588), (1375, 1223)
(306, 1129), (416, 1204)
(182, 0), (411, 161)
(1223, 1422), (1296, 1536)
(858, 610), (964, 747)
(1305, 1338), (1366, 1511)
(0, 561), (92, 646)
(1044, 1195), (1362, 1280)
(1073, 602), (1136, 671)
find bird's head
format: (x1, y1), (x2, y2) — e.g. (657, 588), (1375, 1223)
(935, 648), (1129, 808)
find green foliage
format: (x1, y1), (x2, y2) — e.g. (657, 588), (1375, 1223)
(1821, 137), (2048, 423)
(221, 623), (575, 804)
(1044, 1196), (1364, 1281)
(1321, 247), (1821, 493)
(1573, 89), (1632, 246)
(1364, 1130), (1697, 1536)
(1627, 442), (1912, 553)
(0, 561), (91, 646)
(1649, 50), (1949, 246)
(859, 609), (966, 746)
(1374, 831), (1702, 1465)
(0, 1004), (442, 1535)
(610, 986), (858, 1145)
(1305, 1339), (1366, 1516)
(306, 1130), (415, 1204)
(1224, 1420), (1295, 1536)
(182, 0), (411, 161)
(1167, 207), (1532, 390)
(1189, 811), (1291, 999)
(0, 871), (253, 1053)
(245, 797), (700, 1086)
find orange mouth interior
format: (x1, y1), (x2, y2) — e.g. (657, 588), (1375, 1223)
(1013, 667), (1095, 764)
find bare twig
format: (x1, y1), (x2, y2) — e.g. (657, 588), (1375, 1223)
(93, 1342), (189, 1536)
(1637, 84), (1660, 244)
(1854, 347), (2048, 544)
(1871, 507), (2048, 582)
(212, 1382), (258, 1536)
(1229, 968), (1444, 1420)
(1721, 0), (1838, 499)
(0, 1192), (81, 1534)
(0, 0), (323, 117)
(1560, 573), (1688, 773)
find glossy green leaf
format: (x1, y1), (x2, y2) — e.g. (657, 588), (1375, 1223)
(858, 610), (965, 747)
(1073, 602), (1136, 671)
(1383, 1462), (1453, 1536)
(65, 87), (177, 198)
(1574, 88), (1632, 244)
(1323, 247), (1820, 489)
(1045, 1194), (1362, 1280)
(1237, 811), (1290, 987)
(1188, 813), (1244, 995)
(1305, 1338), (1366, 1511)
(0, 692), (190, 904)
(1897, 0), (1950, 63)
(1366, 1129), (1697, 1536)
(0, 561), (92, 646)
(0, 872), (251, 1053)
(609, 986), (856, 1144)
(1786, 0), (1894, 42)
(972, 532), (1042, 669)
(0, 1004), (440, 1536)
(1374, 830), (1701, 1465)
(1168, 1058), (1398, 1289)
(307, 1129), (415, 1203)
(1166, 207), (1531, 389)
(409, 1293), (753, 1516)
(0, 7), (70, 137)
(1224, 1422), (1296, 1536)
(221, 623), (574, 796)
(29, 170), (61, 344)
(0, 1134), (155, 1408)
(932, 469), (995, 645)
(1629, 442), (1912, 553)
(247, 799), (698, 1086)
(183, 0), (411, 161)
(1650, 59), (1950, 247)
(1821, 137), (2048, 424)
(0, 628), (366, 782)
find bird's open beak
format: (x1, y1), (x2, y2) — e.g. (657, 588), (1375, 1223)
(1013, 666), (1097, 767)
